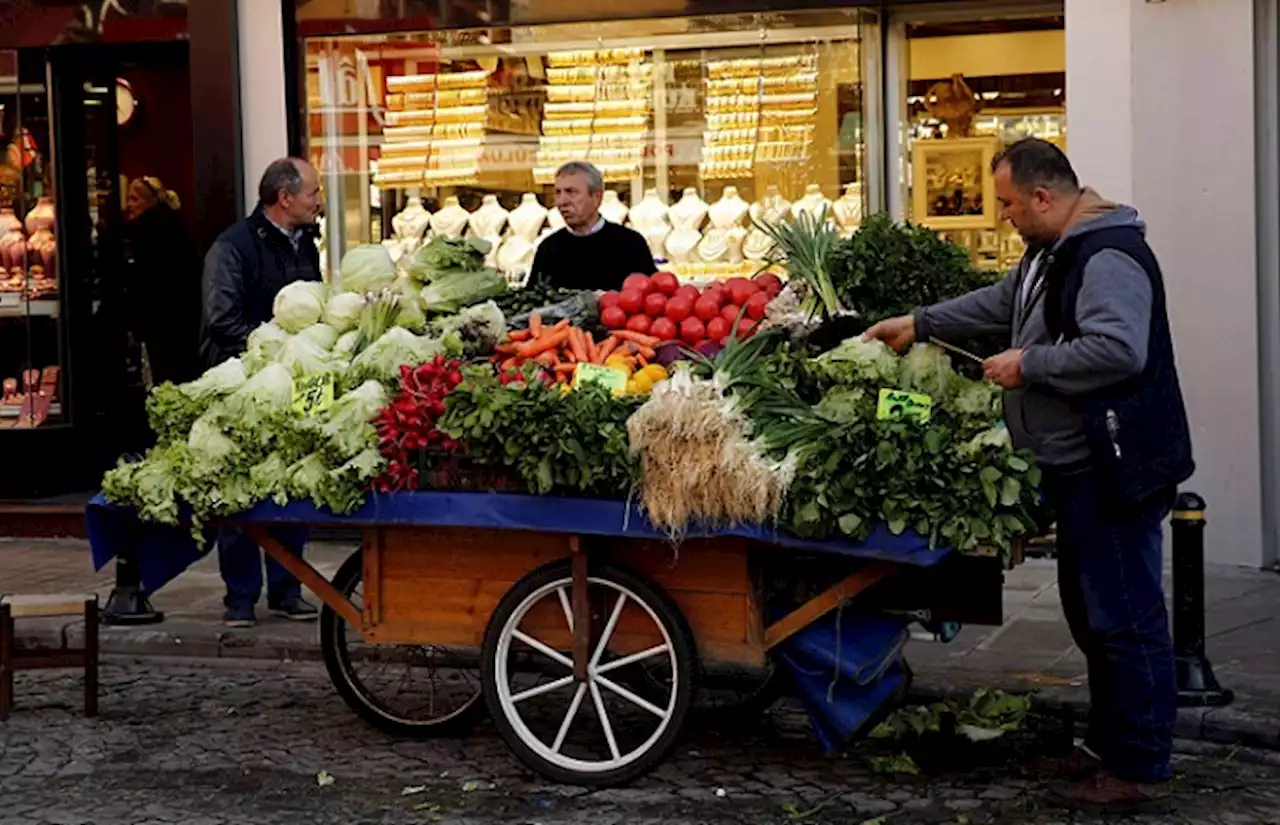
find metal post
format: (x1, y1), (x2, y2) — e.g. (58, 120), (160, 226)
(1171, 492), (1233, 707)
(102, 547), (165, 626)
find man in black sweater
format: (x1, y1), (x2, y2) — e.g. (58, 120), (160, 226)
(528, 161), (656, 291)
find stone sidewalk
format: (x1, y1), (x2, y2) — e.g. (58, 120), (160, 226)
(3, 537), (1278, 750)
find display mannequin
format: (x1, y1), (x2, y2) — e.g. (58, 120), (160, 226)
(750, 185), (791, 226)
(665, 188), (708, 264)
(791, 184), (832, 223)
(628, 189), (671, 259)
(430, 196), (470, 237)
(508, 193), (549, 242)
(833, 182), (863, 236)
(469, 194), (510, 238)
(600, 189), (629, 225)
(708, 186), (749, 229)
(496, 234), (537, 279)
(392, 196), (431, 244)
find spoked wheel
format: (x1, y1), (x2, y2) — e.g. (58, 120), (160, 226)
(320, 550), (486, 736)
(482, 560), (696, 786)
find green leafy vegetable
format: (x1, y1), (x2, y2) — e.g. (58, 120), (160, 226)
(272, 281), (328, 334)
(419, 267), (506, 314)
(338, 244), (397, 295)
(405, 235), (491, 284)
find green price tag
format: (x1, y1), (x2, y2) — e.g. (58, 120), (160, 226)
(292, 374), (336, 417)
(573, 363), (629, 396)
(876, 388), (932, 424)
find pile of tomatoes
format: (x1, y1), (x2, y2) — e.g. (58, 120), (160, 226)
(598, 271), (785, 348)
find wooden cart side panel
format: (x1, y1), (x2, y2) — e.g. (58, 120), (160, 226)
(362, 529), (384, 627)
(361, 528), (763, 667)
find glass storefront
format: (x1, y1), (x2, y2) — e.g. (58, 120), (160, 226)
(303, 9), (877, 285)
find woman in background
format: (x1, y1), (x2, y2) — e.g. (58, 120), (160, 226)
(122, 176), (201, 387)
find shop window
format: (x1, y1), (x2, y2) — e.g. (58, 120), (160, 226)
(303, 9), (875, 284)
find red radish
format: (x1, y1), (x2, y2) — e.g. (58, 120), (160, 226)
(644, 292), (668, 318)
(599, 290), (623, 310)
(674, 285), (700, 303)
(622, 274), (653, 295)
(694, 295), (721, 322)
(721, 304), (743, 324)
(745, 291), (770, 320)
(727, 278), (760, 307)
(705, 317), (730, 343)
(619, 289), (645, 315)
(650, 317), (678, 341)
(627, 314), (652, 334)
(680, 316), (706, 345)
(753, 273), (783, 295)
(665, 296), (695, 323)
(601, 306), (627, 329)
(735, 318), (757, 339)
(651, 271), (679, 296)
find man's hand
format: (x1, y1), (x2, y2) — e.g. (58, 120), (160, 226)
(983, 349), (1026, 389)
(862, 314), (917, 352)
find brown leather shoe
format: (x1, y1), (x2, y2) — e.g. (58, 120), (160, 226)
(1046, 769), (1172, 813)
(1027, 747), (1102, 779)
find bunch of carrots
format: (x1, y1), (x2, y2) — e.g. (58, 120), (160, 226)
(493, 313), (661, 381)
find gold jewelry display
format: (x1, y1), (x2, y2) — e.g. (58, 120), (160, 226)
(376, 67), (491, 189)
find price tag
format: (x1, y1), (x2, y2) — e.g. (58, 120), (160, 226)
(876, 388), (932, 424)
(572, 363), (629, 396)
(292, 374), (336, 417)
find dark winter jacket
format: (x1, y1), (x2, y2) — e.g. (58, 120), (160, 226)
(199, 207), (321, 367)
(122, 204), (202, 384)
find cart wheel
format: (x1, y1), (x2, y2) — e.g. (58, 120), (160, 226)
(482, 560), (696, 786)
(321, 549), (485, 737)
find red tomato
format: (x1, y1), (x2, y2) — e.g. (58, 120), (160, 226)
(651, 271), (680, 297)
(650, 317), (678, 341)
(727, 278), (760, 307)
(622, 274), (653, 295)
(735, 318), (757, 339)
(626, 314), (652, 334)
(705, 317), (730, 343)
(598, 290), (623, 311)
(680, 317), (706, 346)
(644, 292), (668, 318)
(721, 304), (744, 324)
(753, 273), (783, 296)
(601, 306), (627, 330)
(694, 295), (721, 322)
(701, 285), (727, 306)
(665, 296), (695, 323)
(674, 285), (700, 303)
(619, 289), (645, 315)
(745, 291), (770, 320)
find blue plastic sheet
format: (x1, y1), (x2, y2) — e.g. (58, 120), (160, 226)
(86, 490), (952, 594)
(774, 610), (913, 755)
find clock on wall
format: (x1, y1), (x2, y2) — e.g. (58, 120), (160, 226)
(115, 78), (138, 127)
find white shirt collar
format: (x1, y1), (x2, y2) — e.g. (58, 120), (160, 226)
(568, 216), (607, 237)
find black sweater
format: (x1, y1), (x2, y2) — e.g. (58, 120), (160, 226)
(528, 221), (656, 292)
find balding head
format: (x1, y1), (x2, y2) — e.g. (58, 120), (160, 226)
(259, 158), (321, 229)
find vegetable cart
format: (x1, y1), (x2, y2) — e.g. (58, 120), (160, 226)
(87, 491), (1012, 787)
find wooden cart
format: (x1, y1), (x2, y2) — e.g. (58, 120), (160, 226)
(242, 511), (1009, 787)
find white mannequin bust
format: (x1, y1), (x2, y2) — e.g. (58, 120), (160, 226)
(469, 194), (510, 238)
(629, 189), (671, 259)
(392, 196), (431, 242)
(696, 229), (729, 263)
(725, 226), (748, 264)
(431, 196), (470, 238)
(708, 186), (750, 230)
(508, 193), (549, 243)
(497, 234), (537, 280)
(792, 184), (832, 223)
(668, 188), (709, 232)
(600, 190), (629, 225)
(833, 182), (863, 236)
(750, 185), (792, 226)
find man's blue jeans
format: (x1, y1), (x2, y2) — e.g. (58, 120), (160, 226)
(1046, 468), (1177, 783)
(217, 527), (309, 611)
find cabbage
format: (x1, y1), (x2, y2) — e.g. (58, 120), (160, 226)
(146, 359), (249, 445)
(346, 327), (450, 387)
(276, 335), (342, 378)
(187, 413), (238, 465)
(899, 343), (954, 399)
(273, 281), (328, 333)
(333, 330), (360, 360)
(324, 292), (367, 334)
(224, 363), (294, 425)
(183, 358), (248, 398)
(339, 245), (397, 295)
(405, 236), (490, 284)
(247, 323), (291, 361)
(419, 267), (506, 314)
(297, 322), (340, 352)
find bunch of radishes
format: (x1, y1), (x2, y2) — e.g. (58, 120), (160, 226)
(598, 271), (785, 348)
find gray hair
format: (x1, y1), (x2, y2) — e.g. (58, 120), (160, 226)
(555, 161), (603, 193)
(259, 158), (306, 206)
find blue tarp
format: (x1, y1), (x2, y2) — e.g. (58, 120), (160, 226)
(86, 490), (952, 594)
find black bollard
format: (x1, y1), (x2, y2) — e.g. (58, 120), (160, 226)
(102, 547), (165, 626)
(1171, 492), (1233, 707)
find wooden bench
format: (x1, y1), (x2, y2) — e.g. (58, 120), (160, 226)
(0, 593), (99, 720)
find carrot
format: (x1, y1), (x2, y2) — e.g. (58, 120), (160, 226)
(567, 327), (589, 363)
(529, 313), (543, 338)
(501, 357), (520, 372)
(596, 337), (618, 362)
(565, 351), (577, 363)
(550, 318), (571, 333)
(611, 329), (660, 348)
(517, 328), (570, 358)
(536, 351), (558, 368)
(584, 332), (599, 364)
(635, 344), (656, 360)
(495, 343), (519, 356)
(508, 329), (532, 342)
(637, 353), (649, 367)
(555, 363), (578, 375)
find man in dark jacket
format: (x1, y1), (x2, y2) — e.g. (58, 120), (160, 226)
(865, 139), (1193, 811)
(201, 158), (323, 627)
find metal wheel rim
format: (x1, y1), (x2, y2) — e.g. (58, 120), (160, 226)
(331, 572), (483, 727)
(494, 574), (681, 774)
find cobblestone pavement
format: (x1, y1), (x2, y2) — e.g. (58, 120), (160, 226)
(2, 658), (1279, 825)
